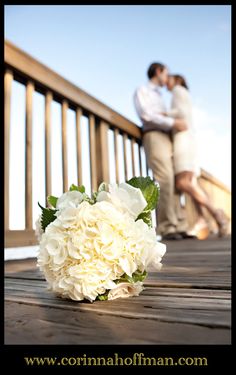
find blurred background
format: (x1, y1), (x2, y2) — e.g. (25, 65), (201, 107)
(4, 5), (231, 257)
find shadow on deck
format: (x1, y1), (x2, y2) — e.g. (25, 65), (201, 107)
(4, 236), (231, 345)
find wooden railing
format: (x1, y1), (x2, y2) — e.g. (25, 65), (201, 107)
(4, 40), (231, 248)
(4, 40), (146, 247)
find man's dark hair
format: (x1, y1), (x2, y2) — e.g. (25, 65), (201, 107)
(147, 62), (166, 79)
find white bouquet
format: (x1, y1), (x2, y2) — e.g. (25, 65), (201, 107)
(36, 177), (166, 302)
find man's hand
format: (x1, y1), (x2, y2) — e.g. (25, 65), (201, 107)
(173, 119), (188, 132)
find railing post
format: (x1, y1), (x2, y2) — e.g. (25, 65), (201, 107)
(138, 144), (143, 176)
(114, 128), (120, 183)
(4, 69), (13, 231)
(123, 134), (128, 181)
(96, 120), (110, 185)
(62, 100), (68, 192)
(76, 108), (83, 186)
(25, 81), (34, 230)
(45, 91), (52, 198)
(131, 138), (136, 177)
(89, 114), (98, 191)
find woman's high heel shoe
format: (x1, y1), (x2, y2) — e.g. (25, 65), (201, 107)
(187, 218), (210, 240)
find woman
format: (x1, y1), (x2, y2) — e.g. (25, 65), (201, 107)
(166, 74), (228, 238)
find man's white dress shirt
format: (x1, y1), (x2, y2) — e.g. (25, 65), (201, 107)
(134, 81), (174, 132)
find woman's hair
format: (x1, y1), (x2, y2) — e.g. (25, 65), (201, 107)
(172, 74), (189, 90)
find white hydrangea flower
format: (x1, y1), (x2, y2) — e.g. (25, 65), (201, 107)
(96, 182), (147, 219)
(56, 190), (85, 210)
(37, 200), (166, 302)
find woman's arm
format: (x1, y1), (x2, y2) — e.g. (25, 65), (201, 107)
(166, 108), (184, 118)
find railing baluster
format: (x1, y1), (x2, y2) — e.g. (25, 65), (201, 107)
(138, 144), (143, 177)
(25, 81), (34, 229)
(89, 114), (97, 192)
(76, 108), (83, 186)
(146, 159), (149, 176)
(45, 91), (52, 198)
(114, 128), (120, 183)
(131, 138), (136, 177)
(123, 134), (128, 181)
(4, 69), (13, 231)
(62, 100), (68, 192)
(96, 120), (110, 185)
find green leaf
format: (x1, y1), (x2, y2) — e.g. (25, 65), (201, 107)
(91, 191), (98, 202)
(96, 291), (109, 301)
(98, 182), (108, 193)
(47, 195), (58, 208)
(91, 182), (108, 203)
(38, 202), (57, 231)
(69, 184), (85, 193)
(132, 270), (147, 283)
(136, 211), (152, 227)
(115, 273), (133, 284)
(115, 270), (147, 284)
(127, 176), (160, 211)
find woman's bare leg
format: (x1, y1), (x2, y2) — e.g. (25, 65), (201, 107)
(175, 172), (228, 236)
(176, 172), (217, 217)
(175, 173), (209, 238)
(191, 192), (205, 218)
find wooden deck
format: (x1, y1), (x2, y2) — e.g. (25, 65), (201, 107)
(5, 236), (231, 345)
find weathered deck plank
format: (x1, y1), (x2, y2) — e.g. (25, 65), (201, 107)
(5, 301), (230, 345)
(4, 236), (231, 344)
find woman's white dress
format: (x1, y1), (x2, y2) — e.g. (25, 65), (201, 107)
(168, 85), (200, 176)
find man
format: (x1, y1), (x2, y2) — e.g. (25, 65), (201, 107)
(134, 62), (190, 240)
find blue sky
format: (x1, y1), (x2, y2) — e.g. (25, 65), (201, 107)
(5, 5), (231, 195)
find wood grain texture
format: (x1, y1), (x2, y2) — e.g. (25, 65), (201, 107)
(4, 237), (231, 344)
(5, 301), (230, 345)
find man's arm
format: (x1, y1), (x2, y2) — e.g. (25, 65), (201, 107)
(134, 88), (174, 131)
(166, 108), (183, 118)
(134, 88), (187, 132)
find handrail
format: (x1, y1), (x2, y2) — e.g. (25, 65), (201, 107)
(200, 169), (230, 194)
(4, 40), (141, 139)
